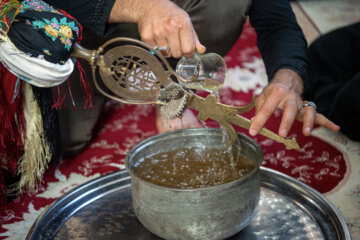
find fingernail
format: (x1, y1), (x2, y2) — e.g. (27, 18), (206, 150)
(280, 129), (287, 137)
(250, 129), (257, 136)
(305, 127), (311, 135)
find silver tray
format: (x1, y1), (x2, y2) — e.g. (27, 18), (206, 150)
(26, 167), (351, 240)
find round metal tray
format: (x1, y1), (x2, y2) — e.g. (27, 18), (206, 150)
(26, 167), (351, 240)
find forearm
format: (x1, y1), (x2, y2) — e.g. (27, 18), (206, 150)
(108, 0), (166, 23)
(108, 0), (204, 58)
(249, 0), (308, 83)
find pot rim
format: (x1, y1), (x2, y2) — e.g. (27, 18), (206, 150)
(125, 128), (263, 192)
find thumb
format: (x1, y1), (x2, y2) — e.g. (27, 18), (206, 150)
(193, 31), (206, 54)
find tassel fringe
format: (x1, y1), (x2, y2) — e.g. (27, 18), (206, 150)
(15, 83), (52, 192)
(0, 64), (24, 205)
(76, 60), (93, 109)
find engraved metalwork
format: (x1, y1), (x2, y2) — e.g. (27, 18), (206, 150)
(160, 90), (188, 120)
(187, 95), (299, 149)
(71, 38), (299, 149)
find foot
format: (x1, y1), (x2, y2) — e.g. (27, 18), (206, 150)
(156, 107), (202, 133)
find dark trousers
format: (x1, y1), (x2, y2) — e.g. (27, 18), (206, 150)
(58, 0), (250, 157)
(304, 22), (360, 141)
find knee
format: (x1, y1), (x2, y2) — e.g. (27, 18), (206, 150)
(57, 78), (107, 158)
(61, 130), (93, 158)
(58, 108), (98, 158)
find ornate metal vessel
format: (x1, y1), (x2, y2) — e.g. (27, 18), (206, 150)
(71, 38), (299, 149)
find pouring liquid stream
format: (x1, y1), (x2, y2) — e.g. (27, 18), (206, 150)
(157, 80), (243, 182)
(175, 54), (243, 179)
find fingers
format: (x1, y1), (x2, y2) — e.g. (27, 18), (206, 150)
(162, 19), (205, 58)
(252, 100), (340, 139)
(193, 30), (206, 54)
(144, 21), (198, 58)
(299, 105), (316, 136)
(141, 28), (157, 50)
(138, 2), (203, 59)
(173, 18), (193, 58)
(278, 99), (298, 138)
(178, 19), (196, 58)
(155, 37), (171, 56)
(249, 93), (281, 136)
(297, 105), (340, 136)
(314, 113), (340, 132)
(249, 68), (339, 139)
(297, 99), (340, 132)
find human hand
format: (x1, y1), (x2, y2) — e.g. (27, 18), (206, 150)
(138, 0), (206, 58)
(108, 0), (206, 58)
(249, 69), (340, 138)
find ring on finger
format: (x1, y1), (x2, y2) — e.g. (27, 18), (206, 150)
(154, 45), (170, 56)
(298, 100), (317, 114)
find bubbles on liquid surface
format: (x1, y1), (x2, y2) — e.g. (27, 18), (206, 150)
(133, 148), (256, 189)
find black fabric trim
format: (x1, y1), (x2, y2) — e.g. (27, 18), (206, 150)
(91, 0), (116, 36)
(249, 0), (309, 91)
(31, 86), (62, 165)
(269, 63), (308, 81)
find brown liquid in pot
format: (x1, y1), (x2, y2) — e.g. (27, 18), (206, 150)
(133, 148), (256, 189)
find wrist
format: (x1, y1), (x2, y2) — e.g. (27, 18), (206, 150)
(271, 68), (304, 95)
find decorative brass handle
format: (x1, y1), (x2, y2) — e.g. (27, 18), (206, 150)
(187, 94), (299, 150)
(71, 43), (96, 65)
(70, 38), (300, 150)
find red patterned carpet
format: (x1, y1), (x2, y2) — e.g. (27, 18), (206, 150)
(0, 21), (357, 239)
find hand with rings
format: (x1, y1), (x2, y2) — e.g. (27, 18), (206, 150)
(296, 96), (340, 134)
(135, 0), (206, 58)
(249, 69), (340, 138)
(154, 45), (170, 56)
(297, 100), (317, 114)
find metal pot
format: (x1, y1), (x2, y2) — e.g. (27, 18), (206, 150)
(125, 128), (263, 240)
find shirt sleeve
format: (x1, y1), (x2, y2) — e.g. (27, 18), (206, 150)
(249, 0), (308, 83)
(44, 0), (116, 37)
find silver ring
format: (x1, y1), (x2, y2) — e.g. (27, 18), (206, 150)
(154, 45), (170, 56)
(298, 100), (317, 114)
